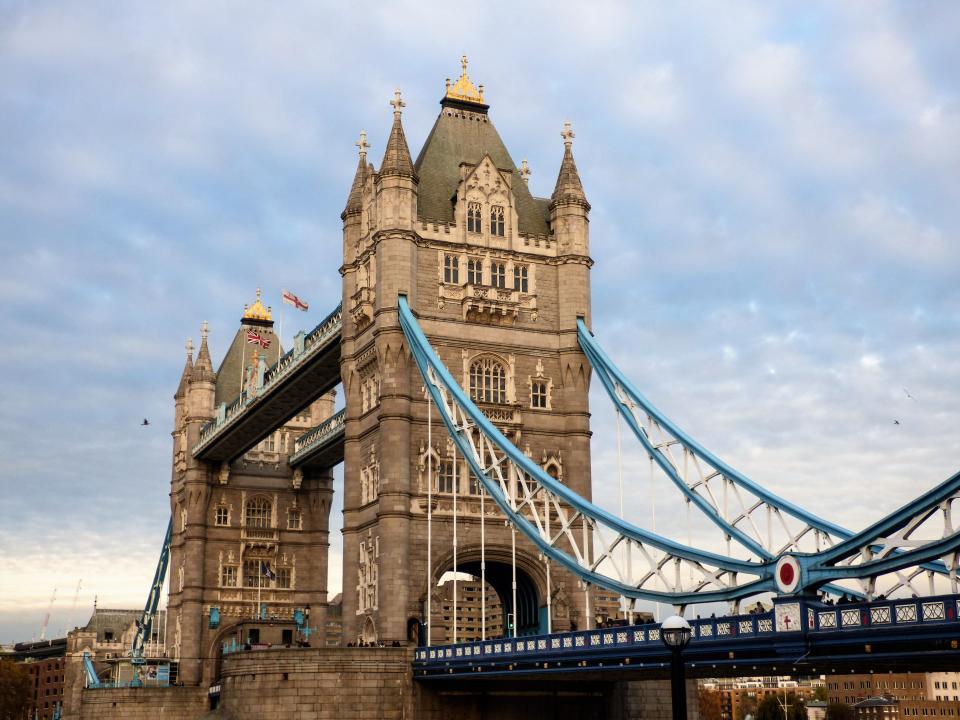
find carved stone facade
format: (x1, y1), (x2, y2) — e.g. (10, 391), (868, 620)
(339, 61), (593, 644)
(166, 302), (337, 687)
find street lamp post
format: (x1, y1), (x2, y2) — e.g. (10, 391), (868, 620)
(661, 615), (692, 720)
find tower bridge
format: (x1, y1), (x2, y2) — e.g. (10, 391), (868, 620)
(67, 59), (960, 720)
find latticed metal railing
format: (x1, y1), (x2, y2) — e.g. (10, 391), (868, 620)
(192, 304), (342, 454)
(289, 409), (345, 464)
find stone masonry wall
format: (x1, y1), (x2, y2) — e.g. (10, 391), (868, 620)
(76, 687), (207, 720)
(216, 646), (414, 719)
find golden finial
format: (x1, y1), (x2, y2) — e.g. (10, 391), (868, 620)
(243, 288), (273, 322)
(445, 54), (485, 105)
(561, 121), (575, 148)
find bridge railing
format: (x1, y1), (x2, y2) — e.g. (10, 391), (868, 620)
(193, 304), (342, 455)
(807, 593), (958, 632)
(414, 610), (777, 665)
(289, 409), (346, 463)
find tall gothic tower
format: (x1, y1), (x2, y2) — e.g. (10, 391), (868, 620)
(339, 59), (593, 643)
(168, 293), (335, 686)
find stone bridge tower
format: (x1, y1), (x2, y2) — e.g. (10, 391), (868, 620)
(339, 59), (593, 644)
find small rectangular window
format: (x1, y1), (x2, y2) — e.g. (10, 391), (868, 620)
(513, 265), (528, 292)
(276, 567), (291, 589)
(221, 565), (237, 587)
(467, 202), (482, 233)
(467, 258), (482, 285)
(443, 254), (460, 284)
(287, 509), (302, 530)
(491, 262), (506, 289)
(215, 506), (229, 526)
(531, 381), (548, 409)
(490, 205), (505, 236)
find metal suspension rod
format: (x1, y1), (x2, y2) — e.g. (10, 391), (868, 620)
(545, 557), (552, 634)
(427, 393), (433, 646)
(616, 409), (628, 622)
(511, 522), (517, 640)
(481, 473), (486, 641)
(453, 443), (458, 644)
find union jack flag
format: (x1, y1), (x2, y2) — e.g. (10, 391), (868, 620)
(246, 331), (271, 349)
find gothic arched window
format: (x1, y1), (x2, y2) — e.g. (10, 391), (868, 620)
(490, 205), (505, 236)
(469, 357), (507, 405)
(245, 497), (271, 528)
(467, 202), (482, 233)
(467, 257), (482, 285)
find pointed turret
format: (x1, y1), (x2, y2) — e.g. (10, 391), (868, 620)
(191, 320), (216, 384)
(378, 89), (417, 180)
(175, 338), (194, 400)
(551, 122), (590, 210)
(342, 130), (370, 220)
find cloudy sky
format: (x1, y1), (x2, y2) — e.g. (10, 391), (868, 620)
(2, 1), (958, 642)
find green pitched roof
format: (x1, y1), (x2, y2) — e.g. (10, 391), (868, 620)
(413, 102), (550, 236)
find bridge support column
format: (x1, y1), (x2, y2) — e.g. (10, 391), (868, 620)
(613, 678), (700, 720)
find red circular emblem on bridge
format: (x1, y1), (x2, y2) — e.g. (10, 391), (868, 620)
(779, 563), (795, 586)
(774, 555), (801, 594)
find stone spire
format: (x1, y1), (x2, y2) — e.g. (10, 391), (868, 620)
(551, 121), (590, 210)
(342, 130), (370, 219)
(191, 320), (216, 383)
(175, 338), (194, 399)
(378, 89), (417, 180)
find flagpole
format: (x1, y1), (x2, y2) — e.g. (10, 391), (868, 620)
(257, 563), (262, 621)
(278, 291), (284, 362)
(239, 325), (246, 400)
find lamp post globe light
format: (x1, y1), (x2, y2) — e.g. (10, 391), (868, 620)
(661, 615), (692, 720)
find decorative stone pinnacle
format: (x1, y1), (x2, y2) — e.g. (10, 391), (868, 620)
(390, 88), (405, 115)
(356, 130), (369, 159)
(561, 121), (575, 148)
(519, 159), (531, 183)
(186, 338), (194, 359)
(200, 320), (209, 341)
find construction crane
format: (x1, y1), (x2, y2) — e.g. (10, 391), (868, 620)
(39, 588), (57, 641)
(60, 579), (82, 638)
(129, 517), (172, 682)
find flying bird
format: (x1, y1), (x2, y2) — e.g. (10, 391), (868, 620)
(893, 420), (900, 425)
(142, 419), (150, 426)
(903, 388), (916, 401)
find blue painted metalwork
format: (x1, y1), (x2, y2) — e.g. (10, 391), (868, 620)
(82, 652), (100, 688)
(131, 517), (172, 666)
(399, 296), (774, 604)
(414, 593), (960, 679)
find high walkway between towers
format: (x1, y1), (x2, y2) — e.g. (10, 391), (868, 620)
(191, 304), (343, 462)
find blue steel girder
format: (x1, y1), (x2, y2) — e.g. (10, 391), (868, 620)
(191, 304), (342, 462)
(577, 319), (955, 598)
(131, 517), (172, 662)
(399, 296), (775, 605)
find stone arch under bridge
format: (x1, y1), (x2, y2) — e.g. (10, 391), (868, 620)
(429, 544), (554, 638)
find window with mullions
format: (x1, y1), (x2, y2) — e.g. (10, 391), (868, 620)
(467, 202), (482, 233)
(215, 505), (229, 526)
(245, 497), (271, 528)
(490, 205), (505, 236)
(469, 357), (507, 404)
(491, 262), (506, 289)
(221, 565), (237, 587)
(531, 381), (548, 409)
(467, 258), (482, 285)
(276, 567), (291, 589)
(443, 254), (459, 284)
(243, 559), (266, 588)
(287, 508), (302, 530)
(513, 265), (528, 292)
(437, 460), (455, 493)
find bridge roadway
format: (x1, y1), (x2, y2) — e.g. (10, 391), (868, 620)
(192, 304), (342, 462)
(414, 594), (960, 681)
